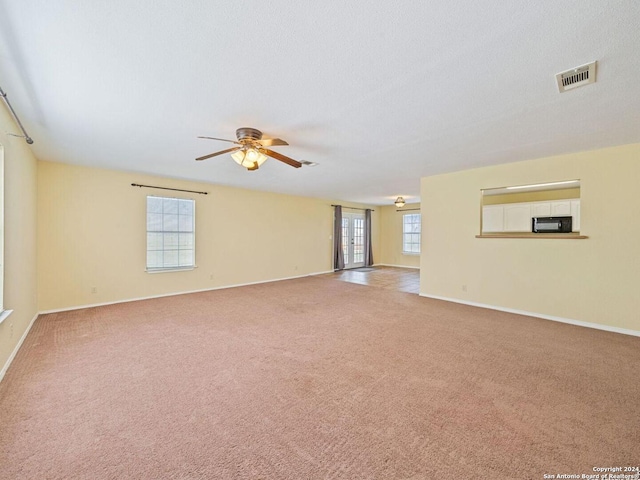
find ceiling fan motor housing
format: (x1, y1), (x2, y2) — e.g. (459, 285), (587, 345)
(236, 127), (262, 143)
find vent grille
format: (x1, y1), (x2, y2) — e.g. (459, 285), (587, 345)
(562, 69), (589, 87)
(556, 61), (597, 92)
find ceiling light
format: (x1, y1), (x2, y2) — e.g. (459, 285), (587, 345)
(231, 148), (268, 171)
(395, 197), (405, 207)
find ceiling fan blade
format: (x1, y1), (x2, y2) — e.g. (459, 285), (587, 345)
(197, 136), (241, 145)
(257, 138), (289, 147)
(259, 148), (302, 168)
(196, 146), (241, 161)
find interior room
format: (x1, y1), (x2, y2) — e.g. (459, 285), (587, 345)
(0, 1), (638, 478)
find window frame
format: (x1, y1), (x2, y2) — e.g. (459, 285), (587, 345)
(0, 145), (10, 324)
(402, 213), (421, 255)
(145, 195), (196, 273)
(0, 145), (3, 311)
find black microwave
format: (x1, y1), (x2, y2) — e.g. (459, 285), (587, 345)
(532, 216), (572, 233)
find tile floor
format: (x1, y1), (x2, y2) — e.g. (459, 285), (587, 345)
(325, 266), (420, 294)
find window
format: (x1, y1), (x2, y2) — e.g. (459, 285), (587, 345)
(0, 146), (4, 312)
(403, 213), (421, 254)
(146, 196), (195, 271)
(0, 144), (10, 324)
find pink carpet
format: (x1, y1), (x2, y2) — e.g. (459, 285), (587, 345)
(1, 276), (638, 479)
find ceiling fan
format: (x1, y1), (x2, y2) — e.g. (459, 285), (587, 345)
(196, 127), (302, 171)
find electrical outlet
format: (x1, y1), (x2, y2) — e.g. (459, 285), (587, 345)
(462, 285), (467, 292)
(209, 274), (214, 280)
(91, 286), (97, 294)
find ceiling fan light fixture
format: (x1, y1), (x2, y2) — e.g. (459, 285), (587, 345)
(231, 148), (268, 170)
(197, 128), (302, 169)
(395, 196), (406, 208)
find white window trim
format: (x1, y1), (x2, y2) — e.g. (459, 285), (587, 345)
(0, 309), (13, 325)
(145, 266), (197, 274)
(146, 195), (196, 272)
(0, 145), (4, 313)
(402, 212), (422, 255)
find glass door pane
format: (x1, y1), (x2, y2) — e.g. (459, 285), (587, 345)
(341, 217), (349, 266)
(353, 217), (364, 264)
(342, 213), (365, 269)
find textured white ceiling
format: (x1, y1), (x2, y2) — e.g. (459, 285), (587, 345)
(1, 1), (639, 205)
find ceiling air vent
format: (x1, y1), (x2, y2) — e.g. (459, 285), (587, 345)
(556, 61), (597, 93)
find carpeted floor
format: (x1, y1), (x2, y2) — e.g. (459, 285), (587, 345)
(1, 276), (638, 479)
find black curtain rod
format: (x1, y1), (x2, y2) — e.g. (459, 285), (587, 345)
(331, 205), (375, 212)
(397, 208), (420, 212)
(131, 183), (208, 195)
(0, 86), (34, 144)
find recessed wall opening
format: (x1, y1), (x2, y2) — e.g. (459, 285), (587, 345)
(480, 180), (581, 235)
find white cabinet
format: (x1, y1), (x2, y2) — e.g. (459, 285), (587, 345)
(571, 200), (580, 231)
(481, 199), (581, 234)
(531, 202), (551, 217)
(482, 206), (505, 233)
(504, 204), (531, 232)
(551, 201), (571, 216)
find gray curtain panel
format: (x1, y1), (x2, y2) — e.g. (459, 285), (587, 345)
(364, 208), (374, 267)
(333, 206), (345, 270)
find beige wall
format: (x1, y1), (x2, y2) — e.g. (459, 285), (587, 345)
(0, 107), (39, 372)
(420, 144), (640, 332)
(37, 161), (380, 311)
(378, 203), (421, 268)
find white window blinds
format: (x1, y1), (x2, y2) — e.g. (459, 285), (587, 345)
(402, 213), (421, 254)
(146, 196), (195, 271)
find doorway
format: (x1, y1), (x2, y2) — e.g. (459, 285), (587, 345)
(341, 212), (365, 269)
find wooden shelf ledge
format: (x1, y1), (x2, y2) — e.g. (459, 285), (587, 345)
(476, 233), (588, 239)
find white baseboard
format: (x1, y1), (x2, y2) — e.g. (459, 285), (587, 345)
(38, 271), (335, 315)
(375, 263), (420, 270)
(0, 312), (39, 384)
(419, 293), (640, 338)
